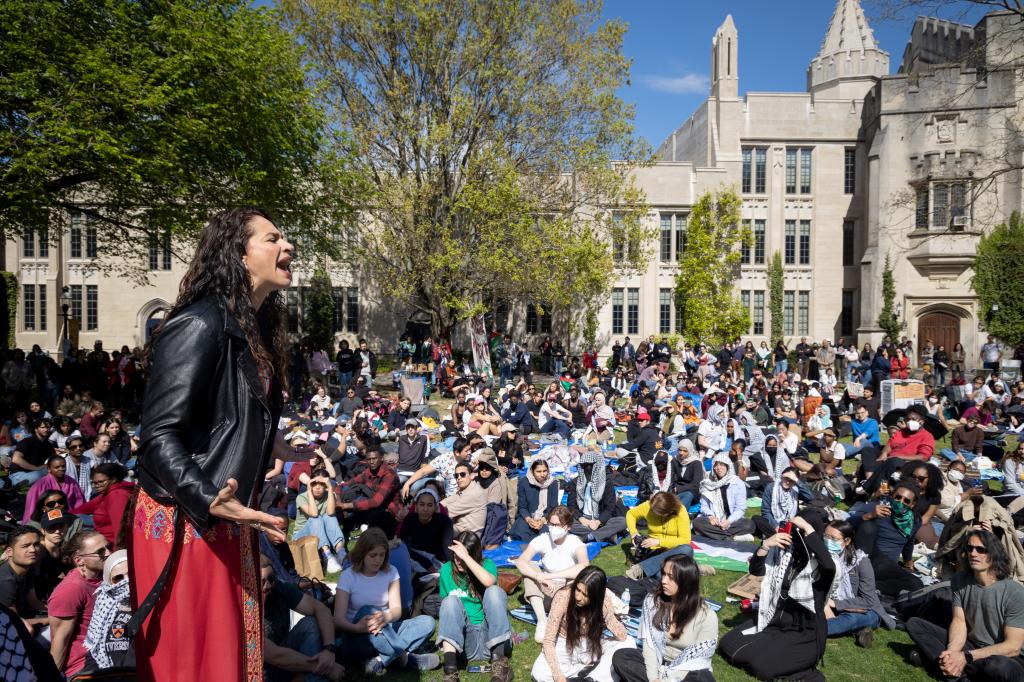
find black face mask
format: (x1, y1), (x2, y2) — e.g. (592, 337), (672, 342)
(765, 446), (778, 455)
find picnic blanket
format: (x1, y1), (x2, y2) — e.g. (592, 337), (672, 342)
(483, 540), (608, 568)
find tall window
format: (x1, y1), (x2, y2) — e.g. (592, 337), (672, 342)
(526, 302), (551, 334)
(675, 298), (684, 334)
(675, 214), (687, 260)
(755, 148), (767, 193)
(784, 220), (796, 265)
(23, 285), (35, 331)
(799, 148), (812, 194)
(754, 220), (766, 264)
(611, 213), (624, 263)
(38, 228), (48, 259)
(951, 183), (967, 222)
(86, 224), (97, 258)
(915, 186), (929, 230)
(742, 148), (752, 193)
(740, 219), (751, 264)
(932, 184), (948, 229)
(627, 288), (639, 335)
(798, 291), (810, 335)
(842, 221), (855, 266)
(70, 214), (83, 258)
(799, 220), (811, 265)
(786, 148), (797, 194)
(38, 285), (46, 331)
(841, 290), (855, 337)
(70, 285), (82, 322)
(659, 289), (672, 334)
(753, 290), (765, 335)
(22, 229), (34, 258)
(844, 148), (856, 194)
(149, 230), (172, 271)
(611, 288), (623, 334)
(660, 214), (672, 262)
(784, 290), (795, 335)
(86, 285), (98, 331)
(741, 290), (751, 333)
(345, 287), (359, 333)
(332, 289), (344, 332)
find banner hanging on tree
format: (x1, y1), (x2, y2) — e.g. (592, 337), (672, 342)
(469, 315), (493, 380)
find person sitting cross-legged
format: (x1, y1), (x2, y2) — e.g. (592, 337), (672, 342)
(625, 492), (693, 579)
(906, 529), (1024, 682)
(823, 520), (890, 648)
(691, 455), (756, 542)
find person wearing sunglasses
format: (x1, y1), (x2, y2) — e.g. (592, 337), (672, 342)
(22, 455), (85, 525)
(49, 530), (109, 676)
(81, 549), (134, 670)
(906, 529), (1024, 680)
(848, 482), (924, 597)
(441, 461), (487, 536)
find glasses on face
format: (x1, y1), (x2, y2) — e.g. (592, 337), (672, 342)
(914, 474), (928, 483)
(455, 471), (470, 479)
(68, 444), (84, 450)
(43, 500), (65, 509)
(966, 544), (989, 555)
(79, 546), (113, 559)
(893, 495), (914, 505)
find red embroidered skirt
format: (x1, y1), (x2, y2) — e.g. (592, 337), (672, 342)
(128, 489), (262, 682)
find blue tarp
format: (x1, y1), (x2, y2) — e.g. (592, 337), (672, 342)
(483, 540), (608, 568)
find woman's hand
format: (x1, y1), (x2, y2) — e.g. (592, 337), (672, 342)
(640, 537), (661, 549)
(449, 540), (471, 563)
(208, 478), (287, 543)
(790, 515), (814, 535)
(763, 532), (793, 550)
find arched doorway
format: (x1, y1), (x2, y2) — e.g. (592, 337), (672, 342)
(917, 311), (961, 362)
(137, 298), (170, 345)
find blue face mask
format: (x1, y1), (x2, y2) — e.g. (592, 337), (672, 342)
(825, 538), (844, 554)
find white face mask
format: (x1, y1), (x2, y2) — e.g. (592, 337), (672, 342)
(948, 470), (965, 483)
(548, 526), (568, 542)
(906, 420), (921, 432)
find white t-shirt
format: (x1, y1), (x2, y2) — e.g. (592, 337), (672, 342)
(696, 420), (726, 452)
(780, 430), (800, 455)
(337, 565), (399, 623)
(529, 532), (584, 574)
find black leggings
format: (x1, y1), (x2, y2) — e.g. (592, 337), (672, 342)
(610, 648), (716, 682)
(907, 617), (1024, 682)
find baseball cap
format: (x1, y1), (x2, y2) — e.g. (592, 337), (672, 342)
(636, 408), (650, 420)
(41, 508), (75, 530)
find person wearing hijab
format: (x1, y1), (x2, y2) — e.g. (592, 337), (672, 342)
(567, 448), (627, 543)
(756, 467), (805, 539)
(747, 433), (792, 493)
(82, 550), (133, 671)
(512, 458), (561, 541)
(691, 455), (756, 542)
(695, 406), (727, 456)
(719, 512), (837, 680)
(638, 450), (683, 504)
(675, 440), (704, 509)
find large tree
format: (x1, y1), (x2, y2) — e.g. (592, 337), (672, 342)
(283, 0), (653, 339)
(675, 188), (749, 345)
(973, 211), (1024, 346)
(0, 0), (358, 278)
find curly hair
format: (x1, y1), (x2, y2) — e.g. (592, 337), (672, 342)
(963, 529), (1013, 580)
(150, 207), (290, 391)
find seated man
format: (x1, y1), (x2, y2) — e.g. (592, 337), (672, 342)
(844, 404), (880, 459)
(337, 448), (401, 535)
(906, 529), (1024, 682)
(941, 413), (985, 463)
(860, 406), (936, 493)
(0, 527), (48, 633)
(538, 392), (573, 439)
(261, 554), (345, 682)
(441, 461), (487, 535)
(500, 390), (536, 435)
(847, 482), (923, 597)
(393, 418), (429, 479)
(10, 418), (55, 488)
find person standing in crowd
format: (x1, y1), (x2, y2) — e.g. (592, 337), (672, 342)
(906, 529), (1024, 681)
(531, 566), (633, 682)
(336, 339), (356, 389)
(612, 554), (718, 682)
(130, 208), (299, 682)
(980, 335), (1003, 373)
(355, 338), (378, 387)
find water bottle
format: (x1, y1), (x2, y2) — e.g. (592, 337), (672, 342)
(621, 588), (631, 607)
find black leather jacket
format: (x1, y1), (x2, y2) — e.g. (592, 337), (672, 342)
(137, 297), (282, 532)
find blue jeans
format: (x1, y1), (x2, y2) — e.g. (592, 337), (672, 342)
(9, 470), (46, 488)
(292, 515), (345, 551)
(337, 371), (353, 389)
(553, 360), (564, 376)
(940, 448), (977, 462)
(266, 615), (330, 682)
(540, 420), (571, 439)
(827, 609), (880, 636)
(774, 360), (788, 375)
(499, 364), (513, 384)
(437, 587), (512, 662)
(638, 544), (693, 578)
(677, 491), (695, 509)
(343, 607), (435, 666)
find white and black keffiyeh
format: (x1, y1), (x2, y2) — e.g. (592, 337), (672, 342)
(575, 448), (606, 508)
(754, 542), (818, 633)
(768, 481), (799, 526)
(84, 578), (132, 669)
(640, 595), (717, 675)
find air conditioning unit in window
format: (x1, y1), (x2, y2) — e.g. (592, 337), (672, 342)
(951, 215), (970, 231)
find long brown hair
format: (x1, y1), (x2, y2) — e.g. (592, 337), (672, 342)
(652, 554), (703, 638)
(149, 207), (289, 391)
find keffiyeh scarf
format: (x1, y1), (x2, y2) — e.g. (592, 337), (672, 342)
(84, 578), (132, 669)
(769, 481), (799, 526)
(641, 595), (717, 675)
(575, 449), (606, 509)
(754, 541), (818, 633)
(699, 458), (736, 520)
(832, 549), (869, 602)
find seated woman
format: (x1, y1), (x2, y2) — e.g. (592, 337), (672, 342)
(438, 531), (514, 682)
(70, 462), (134, 549)
(465, 398), (502, 438)
(747, 433), (792, 493)
(691, 455), (756, 542)
(475, 448), (517, 548)
(333, 528), (439, 675)
(511, 458), (561, 542)
(637, 451), (683, 504)
(22, 456), (85, 524)
(901, 460), (942, 549)
(493, 424), (525, 471)
(997, 440), (1024, 522)
(626, 492), (693, 579)
(567, 449), (627, 543)
(719, 512), (836, 681)
(611, 554), (718, 682)
(755, 467), (804, 538)
(675, 440), (704, 509)
(515, 506), (590, 643)
(824, 520), (890, 647)
(292, 468), (347, 573)
(397, 487), (454, 567)
(531, 566), (634, 682)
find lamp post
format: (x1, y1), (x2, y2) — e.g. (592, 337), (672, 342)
(60, 286), (71, 358)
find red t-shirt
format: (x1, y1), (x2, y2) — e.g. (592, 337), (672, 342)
(49, 569), (102, 674)
(887, 428), (935, 460)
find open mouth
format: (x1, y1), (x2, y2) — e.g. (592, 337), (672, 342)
(277, 257), (292, 279)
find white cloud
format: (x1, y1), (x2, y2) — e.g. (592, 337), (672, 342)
(639, 72), (709, 95)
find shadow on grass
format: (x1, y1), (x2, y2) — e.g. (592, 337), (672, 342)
(886, 640), (918, 663)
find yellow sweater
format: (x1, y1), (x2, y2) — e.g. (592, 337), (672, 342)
(626, 501), (691, 549)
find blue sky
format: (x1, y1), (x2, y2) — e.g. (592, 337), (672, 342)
(605, 0), (990, 146)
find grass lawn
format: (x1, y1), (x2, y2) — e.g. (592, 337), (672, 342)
(329, 387), (1016, 681)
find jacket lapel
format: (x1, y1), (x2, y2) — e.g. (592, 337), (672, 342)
(223, 303), (270, 412)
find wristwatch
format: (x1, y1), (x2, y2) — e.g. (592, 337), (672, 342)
(322, 642), (338, 654)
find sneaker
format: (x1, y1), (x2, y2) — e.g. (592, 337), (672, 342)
(407, 653), (440, 671)
(734, 534), (756, 543)
(855, 485), (866, 496)
(324, 552), (342, 574)
(907, 649), (922, 667)
(363, 656), (385, 677)
(855, 627), (874, 649)
(534, 620), (546, 643)
(625, 564), (645, 580)
(490, 656), (512, 682)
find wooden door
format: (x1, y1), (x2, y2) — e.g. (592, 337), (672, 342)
(917, 312), (960, 362)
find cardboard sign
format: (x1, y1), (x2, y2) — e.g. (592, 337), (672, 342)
(727, 574), (762, 599)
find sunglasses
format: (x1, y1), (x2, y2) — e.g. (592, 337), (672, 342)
(966, 544), (989, 555)
(79, 546), (113, 559)
(43, 500), (65, 509)
(68, 444), (84, 450)
(455, 471), (471, 478)
(892, 495), (915, 505)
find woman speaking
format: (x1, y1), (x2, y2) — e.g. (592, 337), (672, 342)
(129, 208), (299, 681)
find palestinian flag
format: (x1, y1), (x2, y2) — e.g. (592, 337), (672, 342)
(692, 537), (754, 572)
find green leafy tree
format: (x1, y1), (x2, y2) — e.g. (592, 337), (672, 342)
(0, 0), (358, 278)
(973, 211), (1024, 346)
(768, 251), (784, 344)
(877, 253), (902, 341)
(284, 0), (653, 339)
(675, 187), (749, 345)
(303, 267), (336, 353)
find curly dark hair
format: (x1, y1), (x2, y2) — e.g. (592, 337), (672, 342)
(150, 207), (290, 391)
(962, 529), (1013, 580)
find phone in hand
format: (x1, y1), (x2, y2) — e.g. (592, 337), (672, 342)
(779, 521), (793, 535)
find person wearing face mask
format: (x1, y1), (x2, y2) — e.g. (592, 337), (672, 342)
(847, 482), (924, 597)
(942, 414), (985, 463)
(567, 449), (628, 544)
(937, 461), (981, 527)
(823, 520), (891, 648)
(861, 407), (936, 493)
(515, 506), (590, 643)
